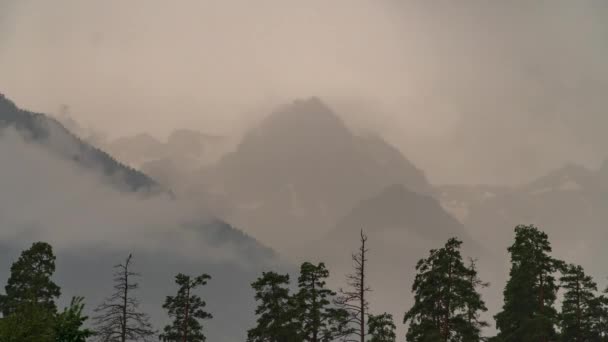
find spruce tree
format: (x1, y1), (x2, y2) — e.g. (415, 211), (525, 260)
(494, 225), (561, 342)
(368, 313), (397, 342)
(295, 262), (349, 342)
(247, 272), (300, 342)
(160, 273), (212, 342)
(92, 254), (155, 342)
(403, 238), (487, 342)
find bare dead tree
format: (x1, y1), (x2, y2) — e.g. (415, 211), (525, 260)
(335, 229), (371, 342)
(93, 254), (155, 342)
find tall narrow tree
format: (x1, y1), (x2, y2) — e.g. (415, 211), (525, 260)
(335, 229), (370, 342)
(295, 262), (349, 342)
(494, 225), (561, 342)
(560, 264), (599, 342)
(92, 254), (155, 342)
(247, 272), (300, 342)
(160, 273), (212, 342)
(403, 238), (487, 342)
(462, 258), (489, 341)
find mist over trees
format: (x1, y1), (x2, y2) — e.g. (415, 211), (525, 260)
(1, 223), (608, 340)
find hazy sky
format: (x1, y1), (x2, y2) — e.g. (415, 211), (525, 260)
(1, 0), (607, 184)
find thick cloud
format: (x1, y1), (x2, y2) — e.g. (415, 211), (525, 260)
(2, 1), (608, 184)
(0, 126), (281, 341)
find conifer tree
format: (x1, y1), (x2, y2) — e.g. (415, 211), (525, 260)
(160, 273), (212, 342)
(247, 271), (301, 342)
(559, 264), (599, 342)
(295, 262), (349, 342)
(494, 225), (562, 342)
(368, 313), (396, 342)
(403, 238), (487, 342)
(92, 254), (155, 342)
(0, 242), (60, 342)
(588, 294), (608, 340)
(462, 258), (489, 341)
(335, 229), (370, 342)
(0, 242), (61, 316)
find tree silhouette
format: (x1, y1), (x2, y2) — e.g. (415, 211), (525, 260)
(494, 225), (562, 342)
(335, 229), (370, 342)
(160, 273), (212, 342)
(368, 313), (396, 342)
(247, 272), (300, 341)
(404, 238), (487, 342)
(93, 254), (155, 342)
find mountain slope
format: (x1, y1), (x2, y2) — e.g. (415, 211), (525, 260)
(314, 184), (484, 340)
(0, 94), (157, 192)
(207, 97), (434, 249)
(330, 184), (469, 241)
(0, 94), (283, 341)
(438, 163), (608, 286)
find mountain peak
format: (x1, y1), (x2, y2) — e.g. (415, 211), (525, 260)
(290, 96), (330, 113)
(259, 96), (349, 137)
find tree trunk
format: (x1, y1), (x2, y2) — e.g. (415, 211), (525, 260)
(443, 257), (453, 342)
(360, 231), (366, 342)
(312, 274), (318, 342)
(183, 282), (190, 342)
(121, 265), (128, 342)
(539, 273), (546, 342)
(576, 276), (581, 342)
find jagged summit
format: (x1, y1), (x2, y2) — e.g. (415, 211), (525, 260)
(247, 97), (353, 154)
(209, 97), (434, 249)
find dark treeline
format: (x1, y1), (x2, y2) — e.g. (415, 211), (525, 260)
(2, 224), (608, 341)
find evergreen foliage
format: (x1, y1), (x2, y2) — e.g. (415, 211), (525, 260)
(160, 273), (212, 342)
(0, 242), (61, 316)
(247, 272), (300, 342)
(368, 313), (397, 342)
(494, 225), (562, 342)
(294, 262), (350, 342)
(0, 242), (61, 342)
(403, 238), (487, 342)
(560, 264), (602, 342)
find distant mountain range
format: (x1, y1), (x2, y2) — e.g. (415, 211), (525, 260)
(330, 183), (469, 242)
(206, 97), (435, 250)
(8, 91), (607, 338)
(0, 94), (281, 341)
(106, 129), (227, 169)
(460, 163), (608, 246)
